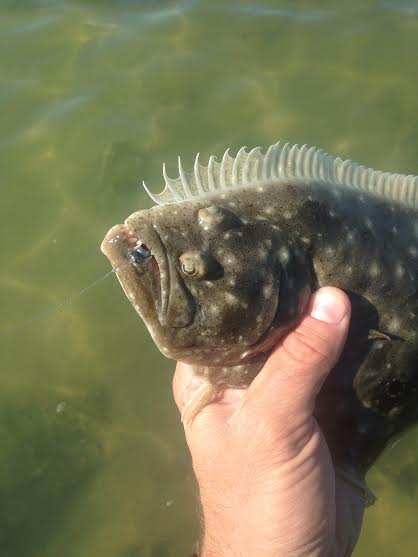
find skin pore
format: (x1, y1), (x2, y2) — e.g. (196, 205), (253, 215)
(173, 287), (365, 557)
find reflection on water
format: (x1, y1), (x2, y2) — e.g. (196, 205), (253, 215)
(0, 0), (417, 555)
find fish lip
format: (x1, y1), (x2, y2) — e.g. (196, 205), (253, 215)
(101, 222), (169, 323)
(147, 223), (170, 322)
(123, 220), (170, 323)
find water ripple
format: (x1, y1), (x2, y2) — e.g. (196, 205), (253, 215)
(223, 4), (332, 22)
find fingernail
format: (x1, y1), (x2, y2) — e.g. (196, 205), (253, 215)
(310, 291), (348, 324)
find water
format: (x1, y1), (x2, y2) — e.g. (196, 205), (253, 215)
(0, 1), (417, 555)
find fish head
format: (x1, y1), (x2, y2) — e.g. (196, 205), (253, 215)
(101, 200), (308, 366)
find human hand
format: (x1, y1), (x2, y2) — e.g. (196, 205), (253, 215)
(173, 287), (365, 557)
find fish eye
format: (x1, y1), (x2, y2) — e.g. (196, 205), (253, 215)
(179, 251), (223, 280)
(181, 261), (197, 277)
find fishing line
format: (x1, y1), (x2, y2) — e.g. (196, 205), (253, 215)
(0, 260), (132, 339)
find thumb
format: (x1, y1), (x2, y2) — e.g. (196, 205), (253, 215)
(241, 287), (351, 421)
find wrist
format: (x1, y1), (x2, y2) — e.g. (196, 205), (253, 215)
(199, 501), (337, 557)
(198, 500), (253, 557)
(199, 501), (282, 557)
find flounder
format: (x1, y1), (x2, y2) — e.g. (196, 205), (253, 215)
(101, 141), (418, 489)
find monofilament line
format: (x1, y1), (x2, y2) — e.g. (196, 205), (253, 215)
(0, 262), (129, 338)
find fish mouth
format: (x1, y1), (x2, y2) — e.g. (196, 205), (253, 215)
(101, 222), (169, 323)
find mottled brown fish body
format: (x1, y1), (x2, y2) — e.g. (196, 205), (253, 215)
(102, 143), (418, 475)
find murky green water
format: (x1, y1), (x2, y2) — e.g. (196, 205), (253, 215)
(0, 1), (417, 555)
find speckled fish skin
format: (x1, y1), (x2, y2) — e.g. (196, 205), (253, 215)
(101, 144), (418, 476)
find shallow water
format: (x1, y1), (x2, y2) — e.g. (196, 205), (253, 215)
(0, 1), (417, 555)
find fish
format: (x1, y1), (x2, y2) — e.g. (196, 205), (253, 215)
(101, 141), (418, 489)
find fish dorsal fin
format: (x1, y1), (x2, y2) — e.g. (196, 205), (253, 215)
(142, 141), (418, 209)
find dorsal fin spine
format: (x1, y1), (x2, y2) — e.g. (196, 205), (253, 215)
(178, 157), (193, 198)
(242, 149), (252, 183)
(310, 147), (320, 180)
(249, 147), (261, 182)
(298, 144), (308, 177)
(262, 144), (274, 180)
(207, 156), (216, 191)
(304, 146), (314, 178)
(278, 142), (289, 177)
(408, 175), (417, 204)
(377, 172), (388, 197)
(193, 153), (205, 195)
(270, 143), (279, 179)
(142, 181), (160, 204)
(288, 144), (299, 177)
(220, 149), (229, 188)
(233, 146), (246, 185)
(291, 144), (300, 177)
(351, 164), (361, 188)
(343, 159), (354, 184)
(162, 163), (182, 202)
(388, 174), (396, 200)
